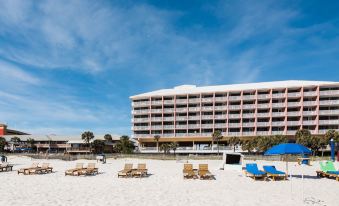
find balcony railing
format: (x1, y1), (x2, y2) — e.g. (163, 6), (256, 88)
(151, 109), (162, 113)
(201, 124), (213, 128)
(272, 112), (285, 117)
(151, 101), (162, 105)
(163, 117), (174, 121)
(257, 113), (269, 117)
(287, 102), (301, 107)
(319, 110), (339, 115)
(163, 133), (175, 137)
(202, 98), (214, 102)
(257, 94), (270, 99)
(257, 131), (270, 135)
(133, 118), (149, 122)
(215, 97), (228, 101)
(163, 125), (175, 129)
(302, 120), (317, 125)
(176, 116), (188, 121)
(175, 108), (187, 112)
(133, 134), (151, 138)
(229, 96), (241, 100)
(229, 123), (241, 127)
(175, 133), (187, 137)
(242, 104), (255, 109)
(215, 106), (227, 110)
(202, 106), (214, 111)
(303, 91), (317, 96)
(188, 98), (200, 103)
(243, 131), (255, 136)
(188, 116), (200, 120)
(242, 95), (256, 100)
(257, 122), (270, 127)
(164, 108), (175, 113)
(215, 115), (227, 119)
(242, 122), (255, 127)
(175, 125), (187, 129)
(271, 121), (284, 126)
(201, 115), (213, 119)
(188, 107), (200, 111)
(272, 103), (285, 107)
(303, 101), (317, 106)
(272, 93), (285, 98)
(132, 101), (149, 106)
(188, 124), (200, 129)
(319, 100), (339, 105)
(228, 114), (241, 118)
(228, 132), (241, 136)
(257, 104), (270, 108)
(287, 92), (301, 97)
(287, 121), (301, 126)
(242, 113), (255, 118)
(272, 131), (284, 135)
(176, 99), (187, 104)
(319, 120), (339, 125)
(229, 105), (241, 110)
(133, 126), (150, 130)
(214, 123), (226, 128)
(320, 90), (339, 96)
(287, 112), (300, 116)
(151, 125), (163, 130)
(132, 109), (149, 114)
(303, 111), (317, 116)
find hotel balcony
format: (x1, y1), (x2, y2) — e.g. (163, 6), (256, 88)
(242, 122), (255, 127)
(163, 117), (174, 121)
(132, 109), (149, 114)
(176, 99), (187, 104)
(287, 111), (300, 116)
(319, 110), (339, 115)
(164, 108), (175, 113)
(319, 100), (339, 105)
(303, 111), (317, 116)
(175, 108), (187, 113)
(257, 94), (270, 99)
(287, 92), (301, 97)
(188, 107), (200, 112)
(214, 123), (226, 128)
(272, 131), (284, 135)
(242, 104), (255, 109)
(319, 120), (339, 125)
(201, 98), (214, 102)
(133, 126), (150, 130)
(202, 106), (214, 111)
(257, 131), (270, 135)
(215, 97), (228, 101)
(175, 125), (187, 129)
(133, 134), (151, 138)
(272, 93), (285, 98)
(303, 91), (317, 96)
(201, 115), (214, 119)
(229, 105), (241, 110)
(176, 116), (188, 121)
(257, 113), (270, 117)
(132, 101), (150, 107)
(201, 124), (214, 128)
(272, 103), (285, 108)
(318, 130), (328, 134)
(215, 115), (227, 119)
(303, 101), (317, 106)
(132, 118), (149, 123)
(287, 121), (301, 126)
(163, 133), (175, 137)
(151, 125), (163, 130)
(242, 113), (255, 118)
(228, 123), (241, 127)
(228, 114), (241, 119)
(228, 132), (241, 136)
(151, 109), (162, 113)
(175, 133), (187, 137)
(303, 120), (317, 125)
(257, 122), (270, 127)
(163, 125), (175, 129)
(188, 116), (200, 120)
(257, 104), (270, 108)
(164, 100), (175, 104)
(151, 117), (162, 121)
(214, 106), (227, 110)
(287, 102), (301, 107)
(242, 95), (256, 100)
(188, 124), (200, 129)
(243, 131), (255, 136)
(151, 100), (162, 105)
(320, 90), (339, 96)
(271, 121), (284, 126)
(229, 96), (241, 101)
(188, 98), (200, 103)
(272, 112), (285, 117)
(187, 133), (200, 136)
(286, 130), (297, 135)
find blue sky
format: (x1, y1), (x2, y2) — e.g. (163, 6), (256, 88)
(0, 0), (339, 135)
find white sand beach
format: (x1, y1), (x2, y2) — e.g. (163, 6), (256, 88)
(1, 156), (338, 206)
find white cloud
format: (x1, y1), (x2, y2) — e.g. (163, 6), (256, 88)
(0, 60), (40, 85)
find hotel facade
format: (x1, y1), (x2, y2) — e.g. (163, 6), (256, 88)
(131, 80), (339, 153)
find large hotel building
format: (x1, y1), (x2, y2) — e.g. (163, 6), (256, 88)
(130, 80), (339, 152)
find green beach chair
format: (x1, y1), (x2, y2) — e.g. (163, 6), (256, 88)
(317, 161), (339, 181)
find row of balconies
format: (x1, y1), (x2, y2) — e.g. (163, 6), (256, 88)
(133, 129), (325, 138)
(132, 90), (339, 107)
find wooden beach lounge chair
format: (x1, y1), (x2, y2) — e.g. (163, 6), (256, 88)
(198, 164), (213, 180)
(245, 163), (266, 180)
(263, 165), (287, 181)
(18, 163), (39, 175)
(317, 161), (339, 181)
(0, 163), (13, 172)
(183, 164), (196, 179)
(118, 163), (133, 178)
(132, 163), (148, 178)
(85, 163), (98, 175)
(39, 163), (53, 174)
(65, 163), (84, 176)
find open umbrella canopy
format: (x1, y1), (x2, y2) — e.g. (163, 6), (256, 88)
(264, 143), (311, 155)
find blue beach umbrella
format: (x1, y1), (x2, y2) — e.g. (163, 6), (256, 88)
(265, 143), (312, 174)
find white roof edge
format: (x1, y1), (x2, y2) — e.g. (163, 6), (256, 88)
(130, 80), (339, 99)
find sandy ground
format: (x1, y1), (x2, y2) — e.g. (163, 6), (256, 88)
(0, 156), (338, 206)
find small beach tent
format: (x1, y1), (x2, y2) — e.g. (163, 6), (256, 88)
(220, 152), (243, 171)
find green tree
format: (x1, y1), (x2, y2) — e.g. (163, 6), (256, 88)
(309, 136), (321, 156)
(170, 142), (179, 155)
(272, 135), (288, 145)
(212, 130), (223, 155)
(319, 136), (329, 157)
(93, 139), (105, 154)
(114, 136), (134, 154)
(81, 131), (95, 152)
(10, 136), (21, 143)
(160, 143), (170, 154)
(241, 139), (255, 154)
(104, 134), (113, 142)
(228, 136), (240, 152)
(154, 135), (160, 152)
(255, 136), (273, 153)
(0, 137), (7, 152)
(295, 129), (312, 147)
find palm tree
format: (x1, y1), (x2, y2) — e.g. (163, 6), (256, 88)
(241, 140), (255, 154)
(92, 139), (105, 154)
(295, 129), (312, 146)
(0, 137), (7, 152)
(104, 134), (113, 142)
(81, 131), (95, 152)
(212, 130), (223, 155)
(160, 143), (170, 154)
(10, 136), (21, 143)
(114, 135), (135, 154)
(26, 138), (35, 152)
(228, 136), (240, 152)
(170, 142), (179, 155)
(154, 135), (160, 152)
